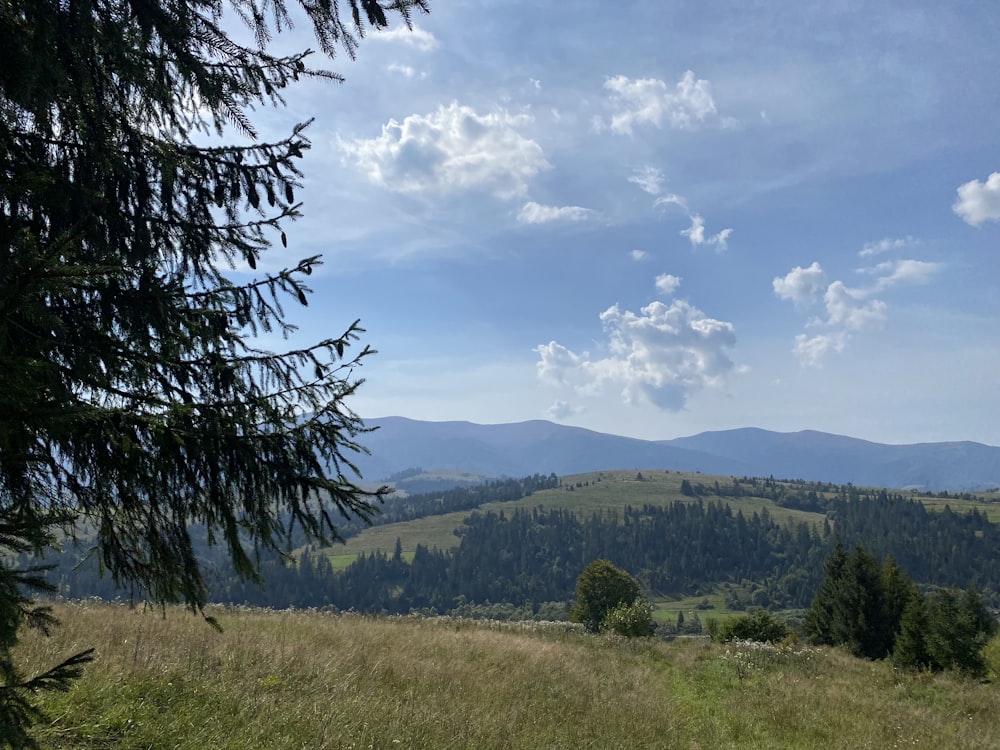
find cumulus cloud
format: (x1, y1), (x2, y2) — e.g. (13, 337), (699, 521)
(340, 102), (548, 198)
(517, 201), (593, 224)
(774, 257), (942, 365)
(630, 249), (649, 261)
(628, 166), (665, 195)
(372, 25), (438, 52)
(535, 341), (583, 384)
(953, 172), (1000, 225)
(603, 71), (717, 135)
(655, 273), (681, 296)
(772, 262), (826, 306)
(793, 332), (847, 367)
(681, 214), (732, 252)
(534, 296), (737, 412)
(823, 281), (887, 330)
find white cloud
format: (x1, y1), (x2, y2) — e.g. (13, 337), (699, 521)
(954, 172), (1000, 225)
(859, 236), (917, 257)
(534, 298), (737, 412)
(545, 400), (581, 420)
(628, 166), (665, 195)
(340, 102), (549, 198)
(793, 332), (847, 367)
(775, 256), (940, 366)
(629, 249), (648, 261)
(772, 262), (826, 306)
(863, 259), (943, 289)
(535, 341), (583, 384)
(655, 273), (682, 296)
(681, 214), (732, 251)
(603, 71), (718, 135)
(823, 281), (887, 330)
(653, 193), (688, 211)
(517, 201), (593, 224)
(372, 25), (438, 52)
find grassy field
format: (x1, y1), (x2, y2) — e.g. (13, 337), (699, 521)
(15, 601), (1000, 749)
(321, 470), (830, 563)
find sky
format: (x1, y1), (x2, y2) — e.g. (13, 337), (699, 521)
(236, 0), (1000, 447)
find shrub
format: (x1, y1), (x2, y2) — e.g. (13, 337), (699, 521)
(710, 609), (790, 644)
(602, 600), (656, 638)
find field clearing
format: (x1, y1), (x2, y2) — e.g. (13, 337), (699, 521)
(16, 601), (1000, 749)
(913, 495), (1000, 523)
(322, 469), (828, 566)
(496, 470), (826, 526)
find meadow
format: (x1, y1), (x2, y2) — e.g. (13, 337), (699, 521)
(16, 601), (1000, 749)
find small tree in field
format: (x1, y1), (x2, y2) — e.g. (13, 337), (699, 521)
(570, 559), (642, 634)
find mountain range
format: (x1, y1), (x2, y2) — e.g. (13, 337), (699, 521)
(349, 417), (1000, 492)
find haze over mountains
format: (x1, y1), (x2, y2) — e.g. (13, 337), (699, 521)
(354, 417), (1000, 492)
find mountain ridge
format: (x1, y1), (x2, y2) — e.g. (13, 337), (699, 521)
(351, 417), (1000, 491)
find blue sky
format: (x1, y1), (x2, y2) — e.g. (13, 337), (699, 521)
(240, 0), (1000, 446)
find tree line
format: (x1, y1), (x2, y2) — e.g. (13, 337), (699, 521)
(34, 485), (1000, 615)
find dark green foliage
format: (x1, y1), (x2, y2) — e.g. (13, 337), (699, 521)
(893, 592), (933, 671)
(570, 560), (641, 633)
(803, 543), (901, 659)
(895, 587), (997, 678)
(806, 543), (997, 676)
(1, 0), (428, 742)
(710, 609), (790, 644)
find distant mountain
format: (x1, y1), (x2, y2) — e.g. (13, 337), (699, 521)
(662, 428), (1000, 491)
(352, 417), (747, 481)
(349, 417), (1000, 491)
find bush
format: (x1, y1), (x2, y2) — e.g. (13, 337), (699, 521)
(570, 560), (641, 634)
(710, 609), (790, 644)
(602, 600), (656, 638)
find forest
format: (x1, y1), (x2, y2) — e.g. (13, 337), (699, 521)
(31, 472), (999, 619)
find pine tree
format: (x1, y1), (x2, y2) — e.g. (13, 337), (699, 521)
(803, 543), (899, 659)
(802, 537), (848, 646)
(1, 0), (428, 742)
(893, 590), (932, 671)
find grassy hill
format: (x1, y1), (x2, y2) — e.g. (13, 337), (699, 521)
(323, 469), (1000, 569)
(18, 601), (1000, 749)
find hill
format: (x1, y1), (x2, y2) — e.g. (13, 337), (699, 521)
(354, 417), (1000, 491)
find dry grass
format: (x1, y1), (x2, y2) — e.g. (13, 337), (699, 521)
(14, 601), (1000, 749)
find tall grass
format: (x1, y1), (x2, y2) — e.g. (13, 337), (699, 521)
(14, 601), (1000, 749)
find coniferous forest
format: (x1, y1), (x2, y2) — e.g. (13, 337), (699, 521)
(32, 473), (1000, 618)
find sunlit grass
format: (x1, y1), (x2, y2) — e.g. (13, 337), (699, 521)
(15, 601), (1000, 749)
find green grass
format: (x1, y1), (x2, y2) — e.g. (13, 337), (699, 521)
(16, 601), (1000, 749)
